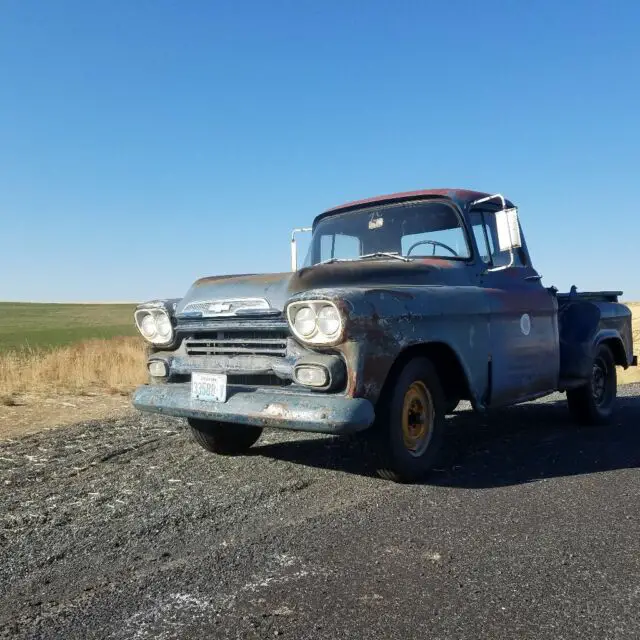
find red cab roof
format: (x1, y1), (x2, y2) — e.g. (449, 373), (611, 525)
(322, 188), (508, 216)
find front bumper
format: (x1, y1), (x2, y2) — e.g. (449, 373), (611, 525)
(132, 383), (375, 435)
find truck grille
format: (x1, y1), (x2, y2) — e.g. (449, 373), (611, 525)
(184, 330), (288, 358)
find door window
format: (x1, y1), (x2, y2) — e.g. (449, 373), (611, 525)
(469, 209), (526, 267)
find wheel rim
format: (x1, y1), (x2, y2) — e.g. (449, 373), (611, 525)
(592, 356), (612, 407)
(401, 381), (434, 457)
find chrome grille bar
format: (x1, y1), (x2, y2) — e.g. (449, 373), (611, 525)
(184, 330), (288, 358)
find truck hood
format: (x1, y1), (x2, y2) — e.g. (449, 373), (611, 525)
(176, 272), (294, 316)
(176, 259), (468, 317)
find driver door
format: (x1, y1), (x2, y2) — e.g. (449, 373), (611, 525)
(469, 208), (559, 406)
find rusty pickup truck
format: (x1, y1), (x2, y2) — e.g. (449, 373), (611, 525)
(132, 188), (637, 482)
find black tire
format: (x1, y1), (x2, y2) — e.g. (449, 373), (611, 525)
(567, 344), (617, 426)
(187, 419), (263, 455)
(373, 357), (446, 483)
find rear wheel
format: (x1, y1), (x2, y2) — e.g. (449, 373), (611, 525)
(188, 419), (263, 455)
(373, 357), (446, 483)
(567, 344), (617, 425)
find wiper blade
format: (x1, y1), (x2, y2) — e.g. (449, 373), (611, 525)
(318, 257), (357, 265)
(318, 252), (412, 266)
(358, 252), (412, 262)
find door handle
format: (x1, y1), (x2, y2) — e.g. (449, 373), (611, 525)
(524, 274), (542, 281)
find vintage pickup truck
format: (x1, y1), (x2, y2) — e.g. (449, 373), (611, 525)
(132, 188), (637, 481)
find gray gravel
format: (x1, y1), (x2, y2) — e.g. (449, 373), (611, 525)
(1, 386), (639, 639)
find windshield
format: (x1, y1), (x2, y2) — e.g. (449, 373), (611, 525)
(304, 200), (470, 266)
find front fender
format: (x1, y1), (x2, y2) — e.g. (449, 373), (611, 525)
(296, 286), (491, 407)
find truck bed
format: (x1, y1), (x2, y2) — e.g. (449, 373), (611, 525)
(556, 289), (623, 303)
(555, 287), (635, 385)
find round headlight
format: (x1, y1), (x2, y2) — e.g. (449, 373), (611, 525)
(294, 306), (317, 337)
(156, 313), (172, 338)
(287, 300), (344, 345)
(135, 307), (175, 345)
(140, 313), (157, 339)
(317, 305), (341, 336)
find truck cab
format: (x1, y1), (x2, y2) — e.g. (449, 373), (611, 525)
(132, 188), (636, 482)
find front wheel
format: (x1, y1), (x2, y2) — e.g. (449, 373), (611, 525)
(373, 357), (446, 483)
(188, 419), (263, 455)
(566, 344), (617, 425)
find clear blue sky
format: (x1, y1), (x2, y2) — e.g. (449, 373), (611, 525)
(1, 0), (639, 302)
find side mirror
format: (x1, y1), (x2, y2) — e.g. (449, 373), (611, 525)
(495, 207), (522, 251)
(290, 227), (312, 271)
(487, 206), (522, 272)
(470, 194), (523, 273)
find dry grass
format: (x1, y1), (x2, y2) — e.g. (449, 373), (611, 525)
(0, 337), (147, 400)
(619, 302), (640, 384)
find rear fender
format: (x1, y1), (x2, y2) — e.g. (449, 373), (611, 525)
(559, 301), (633, 379)
(595, 330), (632, 368)
(558, 301), (599, 379)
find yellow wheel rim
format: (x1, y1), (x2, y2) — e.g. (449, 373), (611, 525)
(401, 381), (434, 457)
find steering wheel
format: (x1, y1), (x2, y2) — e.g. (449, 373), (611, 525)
(406, 239), (459, 257)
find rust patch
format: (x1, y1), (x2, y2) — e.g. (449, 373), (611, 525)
(336, 341), (360, 397)
(419, 257), (455, 268)
(263, 402), (292, 418)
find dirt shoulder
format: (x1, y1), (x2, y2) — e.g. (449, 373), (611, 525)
(0, 393), (134, 440)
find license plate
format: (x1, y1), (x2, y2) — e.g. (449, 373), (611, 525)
(191, 372), (227, 403)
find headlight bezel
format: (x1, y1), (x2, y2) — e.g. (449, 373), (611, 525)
(286, 300), (345, 345)
(134, 304), (176, 346)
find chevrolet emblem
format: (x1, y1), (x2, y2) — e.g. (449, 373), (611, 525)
(208, 302), (232, 314)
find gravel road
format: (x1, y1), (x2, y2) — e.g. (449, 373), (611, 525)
(1, 386), (639, 639)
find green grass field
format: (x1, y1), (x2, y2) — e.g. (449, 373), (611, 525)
(0, 302), (138, 352)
